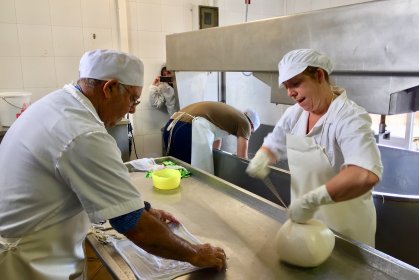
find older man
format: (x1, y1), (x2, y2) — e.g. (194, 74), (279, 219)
(0, 50), (226, 279)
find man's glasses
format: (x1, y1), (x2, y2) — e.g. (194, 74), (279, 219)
(120, 83), (140, 107)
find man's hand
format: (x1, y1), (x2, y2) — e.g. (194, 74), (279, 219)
(149, 208), (180, 225)
(246, 150), (271, 179)
(288, 185), (334, 223)
(190, 243), (227, 271)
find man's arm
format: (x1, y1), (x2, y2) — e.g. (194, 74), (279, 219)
(124, 209), (226, 271)
(213, 139), (222, 150)
(236, 136), (249, 159)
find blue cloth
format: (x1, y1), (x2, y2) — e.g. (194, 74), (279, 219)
(109, 209), (143, 234)
(162, 119), (192, 163)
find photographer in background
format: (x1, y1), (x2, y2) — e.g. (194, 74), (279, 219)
(149, 65), (180, 116)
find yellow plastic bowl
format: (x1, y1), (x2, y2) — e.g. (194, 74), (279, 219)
(152, 169), (181, 190)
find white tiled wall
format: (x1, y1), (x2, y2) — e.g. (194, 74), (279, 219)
(0, 0), (116, 98)
(0, 0), (378, 159)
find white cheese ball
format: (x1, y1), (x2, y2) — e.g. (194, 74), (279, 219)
(275, 219), (335, 267)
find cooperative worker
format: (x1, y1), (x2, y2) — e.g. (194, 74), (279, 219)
(163, 101), (260, 174)
(0, 49), (226, 279)
(246, 49), (383, 246)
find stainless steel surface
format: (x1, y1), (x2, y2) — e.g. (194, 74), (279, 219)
(166, 0), (419, 114)
(373, 192), (419, 268)
(263, 177), (288, 209)
(375, 145), (419, 195)
(124, 157), (418, 279)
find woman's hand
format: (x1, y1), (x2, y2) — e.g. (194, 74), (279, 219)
(152, 76), (160, 86)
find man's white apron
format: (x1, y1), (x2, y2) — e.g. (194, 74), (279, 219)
(0, 211), (90, 280)
(286, 118), (376, 246)
(191, 117), (228, 174)
(167, 112), (228, 175)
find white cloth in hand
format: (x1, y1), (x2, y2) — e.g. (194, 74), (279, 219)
(130, 158), (162, 171)
(288, 185), (334, 223)
(246, 150), (271, 179)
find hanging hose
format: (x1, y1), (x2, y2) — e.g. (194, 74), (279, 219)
(244, 0), (251, 22)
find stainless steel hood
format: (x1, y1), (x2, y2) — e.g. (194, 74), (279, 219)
(166, 0), (419, 115)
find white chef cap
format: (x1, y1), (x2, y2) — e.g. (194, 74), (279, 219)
(244, 108), (260, 132)
(278, 49), (333, 86)
(79, 49), (144, 86)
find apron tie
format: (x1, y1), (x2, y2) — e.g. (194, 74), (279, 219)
(0, 237), (21, 252)
(165, 112), (197, 156)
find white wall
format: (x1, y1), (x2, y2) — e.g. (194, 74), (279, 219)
(0, 0), (119, 102)
(0, 0), (377, 158)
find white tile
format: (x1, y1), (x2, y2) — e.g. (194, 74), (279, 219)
(142, 133), (164, 157)
(130, 135), (144, 159)
(21, 57), (57, 88)
(263, 0), (285, 15)
(127, 1), (138, 30)
(292, 0), (312, 14)
(0, 57), (23, 88)
(311, 0), (330, 10)
(15, 0), (51, 25)
(284, 0), (292, 15)
(135, 107), (169, 134)
(50, 0), (82, 27)
(138, 0), (161, 4)
(161, 0), (184, 6)
(24, 87), (56, 103)
(54, 56), (80, 86)
(162, 5), (185, 33)
(81, 0), (112, 28)
(332, 0), (370, 7)
(128, 30), (139, 54)
(220, 11), (243, 26)
(83, 28), (114, 51)
(182, 4), (194, 31)
(0, 0), (17, 23)
(138, 31), (163, 59)
(138, 3), (162, 32)
(110, 25), (119, 50)
(18, 24), (54, 57)
(52, 26), (84, 56)
(0, 24), (20, 56)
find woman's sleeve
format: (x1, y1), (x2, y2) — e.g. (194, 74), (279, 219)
(149, 85), (165, 109)
(336, 109), (383, 179)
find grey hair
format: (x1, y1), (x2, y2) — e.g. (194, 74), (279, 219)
(77, 78), (105, 89)
(77, 78), (130, 95)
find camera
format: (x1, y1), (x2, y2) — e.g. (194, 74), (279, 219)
(159, 76), (172, 83)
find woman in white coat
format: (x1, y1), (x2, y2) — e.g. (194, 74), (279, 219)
(149, 66), (180, 116)
(246, 49), (383, 247)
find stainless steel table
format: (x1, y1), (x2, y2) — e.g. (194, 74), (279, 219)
(87, 157), (419, 279)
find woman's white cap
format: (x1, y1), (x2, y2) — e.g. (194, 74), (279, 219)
(79, 49), (144, 86)
(278, 49), (333, 86)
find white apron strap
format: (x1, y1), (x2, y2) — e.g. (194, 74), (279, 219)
(165, 111), (196, 156)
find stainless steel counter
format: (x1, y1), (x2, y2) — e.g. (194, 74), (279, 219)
(90, 157), (418, 279)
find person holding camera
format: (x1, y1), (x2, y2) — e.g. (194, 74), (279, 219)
(149, 65), (180, 116)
